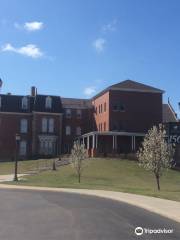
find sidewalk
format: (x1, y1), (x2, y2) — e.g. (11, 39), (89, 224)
(0, 184), (179, 223)
(0, 174), (28, 182)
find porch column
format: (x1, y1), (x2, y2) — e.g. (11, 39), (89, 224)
(82, 137), (85, 145)
(95, 134), (98, 148)
(115, 135), (117, 150)
(131, 136), (135, 151)
(113, 135), (115, 150)
(92, 134), (95, 149)
(87, 135), (90, 149)
(134, 136), (136, 151)
(131, 136), (134, 151)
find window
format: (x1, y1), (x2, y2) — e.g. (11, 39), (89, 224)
(99, 105), (101, 114)
(42, 118), (48, 133)
(66, 126), (71, 135)
(76, 127), (81, 136)
(20, 119), (28, 133)
(113, 105), (118, 111)
(95, 107), (97, 114)
(22, 97), (28, 110)
(104, 122), (106, 131)
(66, 109), (71, 118)
(104, 102), (106, 112)
(119, 104), (125, 112)
(49, 118), (54, 133)
(45, 96), (52, 109)
(0, 96), (1, 108)
(100, 104), (103, 113)
(76, 109), (82, 119)
(19, 140), (27, 156)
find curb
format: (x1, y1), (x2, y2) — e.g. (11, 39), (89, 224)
(0, 184), (179, 223)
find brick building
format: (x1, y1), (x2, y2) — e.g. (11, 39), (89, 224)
(0, 80), (178, 161)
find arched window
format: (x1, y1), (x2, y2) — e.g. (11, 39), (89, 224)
(49, 118), (54, 133)
(19, 140), (27, 156)
(66, 126), (71, 135)
(76, 109), (82, 119)
(20, 119), (28, 133)
(76, 127), (81, 136)
(66, 109), (71, 118)
(42, 118), (48, 132)
(45, 96), (52, 109)
(22, 97), (28, 110)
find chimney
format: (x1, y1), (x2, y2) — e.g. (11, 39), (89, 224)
(31, 86), (37, 97)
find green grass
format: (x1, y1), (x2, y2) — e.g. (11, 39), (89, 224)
(2, 158), (180, 202)
(0, 158), (53, 175)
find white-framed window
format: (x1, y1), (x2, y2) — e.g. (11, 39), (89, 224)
(49, 118), (54, 133)
(19, 140), (27, 156)
(66, 109), (71, 118)
(42, 118), (48, 133)
(66, 126), (71, 135)
(45, 96), (52, 109)
(20, 119), (28, 133)
(76, 126), (81, 136)
(22, 97), (28, 110)
(76, 109), (82, 119)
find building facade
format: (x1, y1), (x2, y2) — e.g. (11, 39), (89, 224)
(0, 80), (178, 161)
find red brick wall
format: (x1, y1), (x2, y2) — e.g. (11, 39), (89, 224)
(32, 113), (63, 156)
(0, 113), (32, 160)
(62, 108), (93, 153)
(109, 90), (162, 133)
(92, 92), (110, 132)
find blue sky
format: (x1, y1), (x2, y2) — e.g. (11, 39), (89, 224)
(0, 0), (179, 115)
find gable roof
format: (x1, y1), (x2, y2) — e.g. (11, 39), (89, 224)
(163, 103), (178, 123)
(92, 80), (164, 99)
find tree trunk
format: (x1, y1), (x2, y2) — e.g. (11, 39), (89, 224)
(155, 175), (160, 191)
(78, 173), (81, 183)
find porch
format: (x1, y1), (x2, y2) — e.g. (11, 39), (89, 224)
(78, 131), (145, 158)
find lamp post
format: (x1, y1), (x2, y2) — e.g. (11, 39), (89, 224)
(14, 134), (20, 181)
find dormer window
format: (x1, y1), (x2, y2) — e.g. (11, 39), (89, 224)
(22, 97), (28, 110)
(45, 96), (52, 109)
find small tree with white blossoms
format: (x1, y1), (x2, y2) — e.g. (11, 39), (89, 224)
(137, 124), (174, 191)
(71, 142), (88, 183)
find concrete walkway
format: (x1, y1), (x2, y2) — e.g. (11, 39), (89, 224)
(0, 184), (179, 223)
(0, 174), (28, 182)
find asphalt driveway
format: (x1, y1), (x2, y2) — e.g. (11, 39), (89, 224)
(0, 189), (179, 240)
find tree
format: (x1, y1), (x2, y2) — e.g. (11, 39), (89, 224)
(137, 124), (174, 191)
(71, 142), (87, 183)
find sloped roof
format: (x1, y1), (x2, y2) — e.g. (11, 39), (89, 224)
(33, 95), (62, 113)
(92, 80), (164, 99)
(61, 97), (92, 109)
(163, 103), (178, 123)
(0, 94), (62, 113)
(110, 80), (164, 93)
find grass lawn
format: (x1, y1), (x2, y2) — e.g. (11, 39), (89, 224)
(1, 158), (180, 202)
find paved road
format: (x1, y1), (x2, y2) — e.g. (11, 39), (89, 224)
(0, 189), (179, 240)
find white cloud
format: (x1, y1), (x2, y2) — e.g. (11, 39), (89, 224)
(93, 38), (106, 53)
(24, 21), (43, 31)
(102, 19), (117, 33)
(83, 87), (96, 96)
(14, 21), (44, 32)
(1, 43), (44, 58)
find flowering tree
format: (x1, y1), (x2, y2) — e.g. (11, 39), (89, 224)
(137, 124), (174, 191)
(71, 142), (88, 183)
